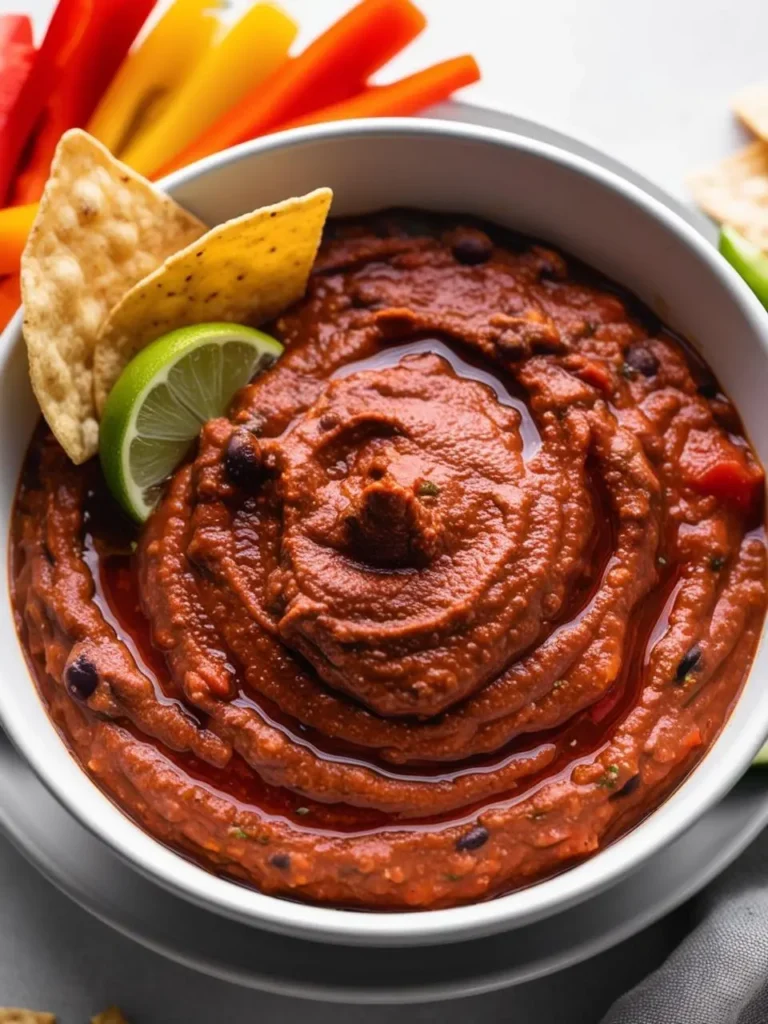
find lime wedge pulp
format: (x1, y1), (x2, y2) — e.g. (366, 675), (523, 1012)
(753, 741), (768, 767)
(99, 323), (283, 522)
(719, 225), (768, 309)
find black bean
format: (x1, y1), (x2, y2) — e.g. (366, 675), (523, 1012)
(270, 852), (291, 870)
(456, 825), (489, 852)
(451, 230), (493, 266)
(675, 645), (702, 682)
(224, 430), (263, 490)
(66, 655), (98, 700)
(624, 345), (659, 378)
(609, 773), (641, 800)
(696, 377), (719, 399)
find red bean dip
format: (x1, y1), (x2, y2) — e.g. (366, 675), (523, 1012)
(11, 211), (767, 909)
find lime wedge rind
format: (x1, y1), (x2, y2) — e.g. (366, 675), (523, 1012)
(100, 323), (283, 522)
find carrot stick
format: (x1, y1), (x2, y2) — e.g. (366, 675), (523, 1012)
(0, 273), (20, 331)
(0, 201), (35, 274)
(158, 0), (427, 176)
(274, 55), (480, 132)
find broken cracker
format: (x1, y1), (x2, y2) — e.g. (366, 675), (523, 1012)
(734, 81), (768, 141)
(91, 1008), (130, 1024)
(688, 141), (768, 250)
(21, 129), (206, 464)
(0, 1011), (55, 1024)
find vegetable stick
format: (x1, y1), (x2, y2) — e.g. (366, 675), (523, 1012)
(275, 55), (480, 131)
(122, 4), (297, 177)
(87, 0), (224, 157)
(0, 202), (36, 275)
(9, 0), (158, 205)
(158, 0), (427, 176)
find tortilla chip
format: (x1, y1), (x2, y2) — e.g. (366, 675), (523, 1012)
(688, 141), (768, 250)
(734, 82), (768, 140)
(93, 187), (333, 414)
(21, 129), (207, 464)
(0, 1011), (55, 1023)
(91, 1008), (129, 1024)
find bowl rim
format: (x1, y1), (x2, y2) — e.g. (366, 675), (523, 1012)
(3, 115), (768, 946)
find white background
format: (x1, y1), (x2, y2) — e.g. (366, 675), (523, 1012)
(3, 0), (768, 199)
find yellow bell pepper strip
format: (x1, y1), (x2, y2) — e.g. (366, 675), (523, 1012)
(121, 4), (297, 178)
(157, 0), (427, 176)
(0, 202), (36, 276)
(87, 0), (225, 158)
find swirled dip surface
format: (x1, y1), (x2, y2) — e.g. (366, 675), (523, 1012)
(12, 212), (767, 909)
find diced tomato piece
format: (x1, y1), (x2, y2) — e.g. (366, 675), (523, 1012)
(576, 360), (612, 393)
(680, 427), (764, 513)
(691, 459), (764, 513)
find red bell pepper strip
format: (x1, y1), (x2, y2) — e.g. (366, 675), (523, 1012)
(4, 0), (157, 206)
(272, 55), (481, 132)
(0, 16), (34, 122)
(159, 0), (427, 176)
(681, 427), (764, 514)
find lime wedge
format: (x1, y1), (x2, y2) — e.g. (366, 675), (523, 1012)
(99, 323), (282, 521)
(753, 740), (768, 767)
(719, 225), (768, 309)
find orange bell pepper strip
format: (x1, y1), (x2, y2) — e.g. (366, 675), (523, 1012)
(0, 273), (20, 333)
(158, 0), (427, 176)
(0, 202), (36, 276)
(87, 0), (225, 158)
(274, 55), (481, 131)
(121, 4), (297, 178)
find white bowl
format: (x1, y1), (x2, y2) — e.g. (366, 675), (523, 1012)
(1, 118), (767, 948)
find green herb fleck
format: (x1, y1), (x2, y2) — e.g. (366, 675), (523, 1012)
(598, 764), (620, 789)
(256, 834), (271, 846)
(230, 826), (249, 840)
(295, 806), (310, 816)
(129, 540), (138, 553)
(443, 872), (462, 882)
(417, 480), (440, 498)
(710, 555), (725, 572)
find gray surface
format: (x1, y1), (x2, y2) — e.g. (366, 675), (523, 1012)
(0, 829), (684, 1022)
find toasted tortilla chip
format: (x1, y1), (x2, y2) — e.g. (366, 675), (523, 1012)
(91, 1008), (129, 1024)
(734, 82), (768, 140)
(688, 141), (768, 250)
(93, 187), (333, 414)
(0, 1010), (55, 1023)
(21, 129), (206, 464)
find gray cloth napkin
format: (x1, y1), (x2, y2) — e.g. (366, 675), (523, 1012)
(603, 827), (768, 1024)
